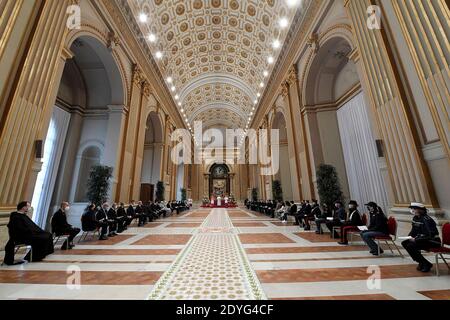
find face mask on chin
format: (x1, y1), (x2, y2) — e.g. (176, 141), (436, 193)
(410, 209), (415, 215)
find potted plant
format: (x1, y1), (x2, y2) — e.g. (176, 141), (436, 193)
(272, 180), (283, 202)
(156, 181), (165, 202)
(251, 188), (258, 202)
(180, 188), (187, 201)
(316, 164), (344, 211)
(86, 165), (113, 206)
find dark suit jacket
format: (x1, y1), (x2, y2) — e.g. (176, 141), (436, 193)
(81, 210), (98, 231)
(51, 209), (72, 235)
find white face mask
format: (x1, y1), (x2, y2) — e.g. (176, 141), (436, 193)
(65, 206), (70, 212)
(410, 209), (415, 215)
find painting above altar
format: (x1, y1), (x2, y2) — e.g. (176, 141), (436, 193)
(213, 179), (226, 197)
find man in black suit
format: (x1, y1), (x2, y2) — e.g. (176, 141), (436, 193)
(325, 200), (347, 238)
(51, 202), (80, 250)
(81, 203), (108, 240)
(97, 203), (117, 237)
(117, 202), (133, 229)
(108, 203), (126, 233)
(135, 201), (146, 226)
(3, 201), (54, 265)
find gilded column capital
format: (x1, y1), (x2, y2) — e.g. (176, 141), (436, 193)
(280, 82), (289, 98)
(286, 66), (298, 86)
(132, 64), (144, 86)
(142, 81), (151, 97)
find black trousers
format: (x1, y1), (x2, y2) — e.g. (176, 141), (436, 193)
(97, 221), (108, 236)
(325, 220), (343, 237)
(401, 238), (441, 264)
(56, 227), (80, 247)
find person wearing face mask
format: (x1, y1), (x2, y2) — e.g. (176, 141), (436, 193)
(338, 200), (363, 245)
(360, 202), (389, 255)
(3, 201), (54, 265)
(402, 203), (441, 272)
(51, 202), (80, 250)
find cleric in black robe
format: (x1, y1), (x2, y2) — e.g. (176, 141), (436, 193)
(3, 201), (54, 265)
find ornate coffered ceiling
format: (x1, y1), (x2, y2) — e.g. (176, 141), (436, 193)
(127, 0), (299, 129)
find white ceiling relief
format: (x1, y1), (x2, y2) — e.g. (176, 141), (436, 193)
(127, 0), (300, 131)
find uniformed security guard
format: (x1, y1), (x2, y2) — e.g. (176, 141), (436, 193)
(401, 202), (441, 273)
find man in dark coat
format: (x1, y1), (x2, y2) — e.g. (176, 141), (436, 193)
(108, 203), (126, 233)
(117, 202), (133, 229)
(325, 200), (347, 238)
(3, 201), (54, 265)
(97, 203), (117, 237)
(81, 203), (108, 240)
(51, 202), (80, 250)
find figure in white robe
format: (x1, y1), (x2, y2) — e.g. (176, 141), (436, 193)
(217, 196), (222, 207)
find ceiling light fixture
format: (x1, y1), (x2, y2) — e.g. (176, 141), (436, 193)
(167, 77), (173, 83)
(286, 0), (301, 8)
(267, 56), (274, 64)
(148, 33), (156, 42)
(155, 51), (163, 59)
(263, 70), (269, 77)
(272, 39), (281, 49)
(279, 17), (289, 29)
(139, 13), (148, 23)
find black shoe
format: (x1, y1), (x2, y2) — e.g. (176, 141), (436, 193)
(338, 241), (348, 245)
(99, 235), (108, 240)
(304, 227), (311, 231)
(416, 262), (424, 271)
(420, 261), (433, 273)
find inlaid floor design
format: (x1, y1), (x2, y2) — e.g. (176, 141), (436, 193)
(0, 206), (449, 300)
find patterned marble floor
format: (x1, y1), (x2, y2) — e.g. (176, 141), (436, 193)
(0, 207), (449, 300)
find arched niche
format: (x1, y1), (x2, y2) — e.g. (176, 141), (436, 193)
(302, 33), (388, 209)
(271, 111), (293, 201)
(140, 111), (164, 202)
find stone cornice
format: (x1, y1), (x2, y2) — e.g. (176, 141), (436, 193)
(99, 0), (186, 129)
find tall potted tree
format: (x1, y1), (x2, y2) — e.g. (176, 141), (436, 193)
(251, 188), (258, 202)
(272, 180), (283, 202)
(156, 181), (165, 202)
(180, 188), (187, 201)
(316, 164), (344, 210)
(86, 165), (113, 206)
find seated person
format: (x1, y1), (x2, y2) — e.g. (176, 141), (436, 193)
(303, 200), (318, 231)
(3, 201), (55, 265)
(117, 203), (133, 229)
(108, 203), (126, 233)
(315, 203), (330, 234)
(51, 202), (80, 250)
(294, 201), (306, 226)
(97, 203), (117, 237)
(361, 202), (389, 255)
(325, 201), (347, 238)
(338, 200), (364, 245)
(281, 201), (292, 222)
(135, 201), (146, 226)
(401, 202), (441, 272)
(81, 203), (108, 240)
